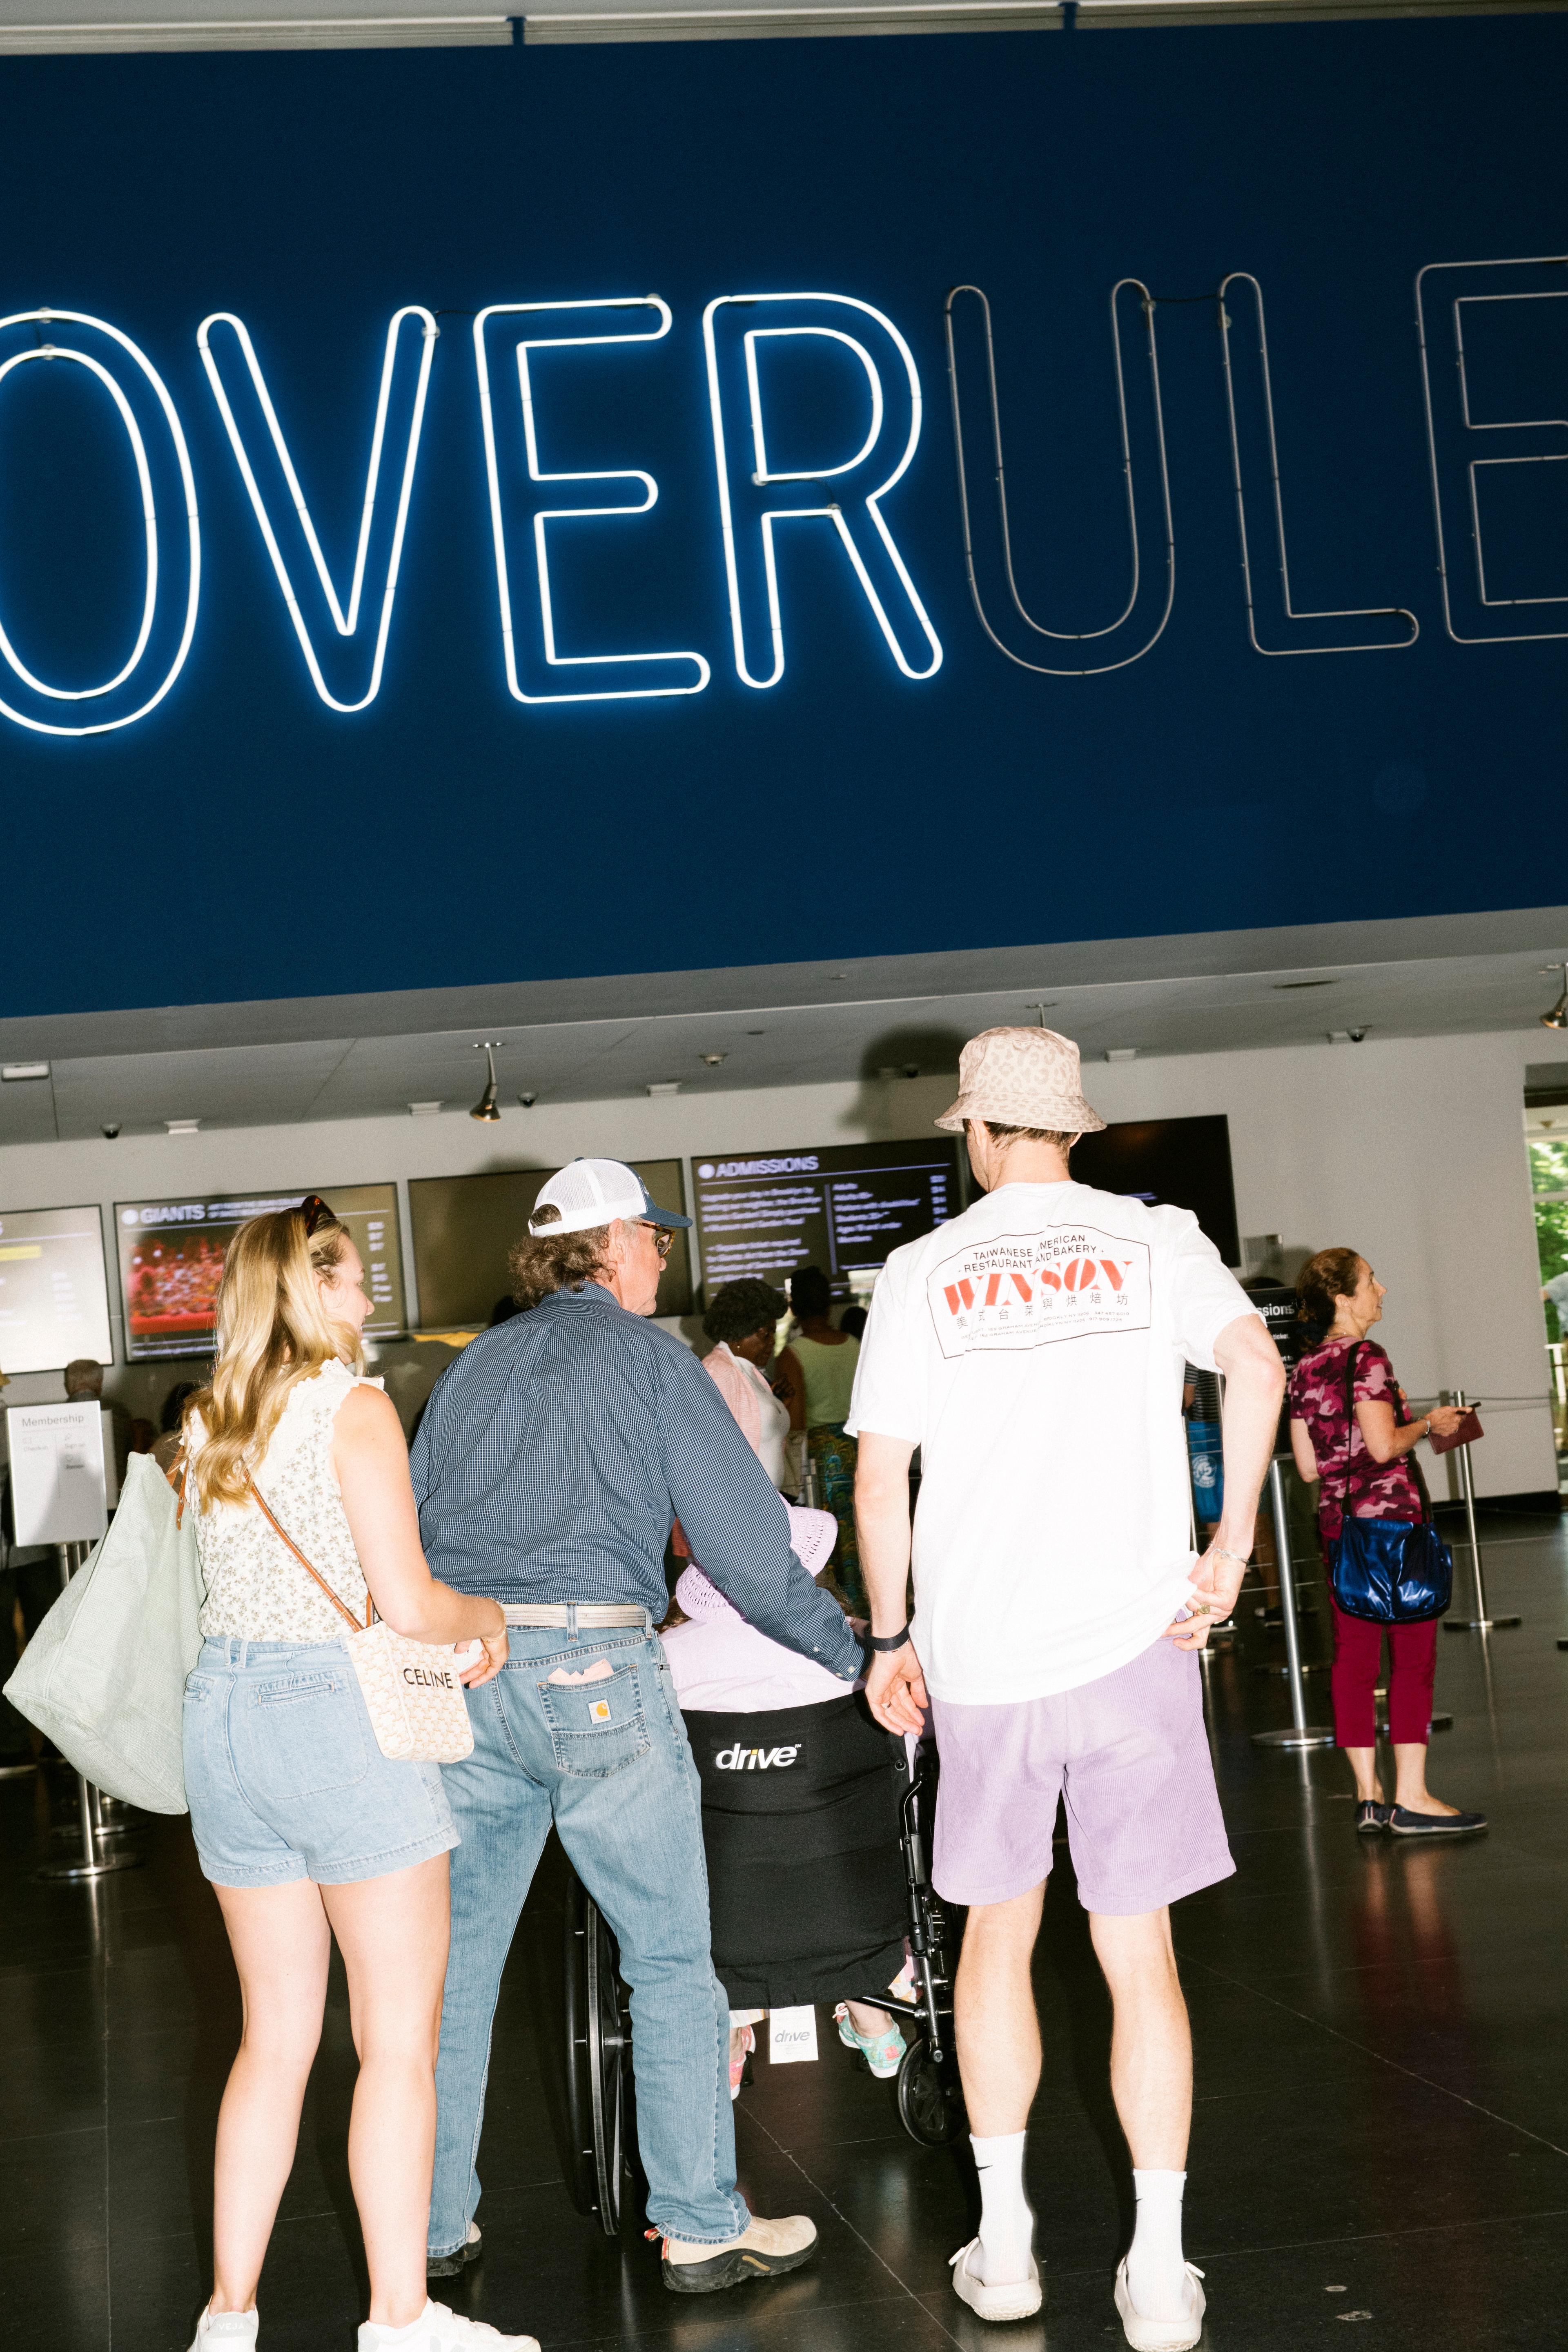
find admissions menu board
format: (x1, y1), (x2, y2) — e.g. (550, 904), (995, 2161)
(0, 1205), (114, 1374)
(693, 1140), (962, 1301)
(116, 1185), (405, 1361)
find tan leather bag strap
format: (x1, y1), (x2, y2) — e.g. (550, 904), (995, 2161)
(246, 1476), (373, 1634)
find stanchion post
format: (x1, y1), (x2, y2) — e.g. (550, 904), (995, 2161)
(1253, 1456), (1335, 1751)
(1442, 1388), (1520, 1633)
(36, 1539), (141, 1884)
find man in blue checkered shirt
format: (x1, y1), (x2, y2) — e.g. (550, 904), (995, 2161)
(413, 1158), (860, 2302)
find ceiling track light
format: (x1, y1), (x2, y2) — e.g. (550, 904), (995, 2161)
(470, 1040), (503, 1121)
(1540, 965), (1568, 1032)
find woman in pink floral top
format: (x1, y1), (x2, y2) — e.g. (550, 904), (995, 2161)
(1288, 1248), (1485, 1840)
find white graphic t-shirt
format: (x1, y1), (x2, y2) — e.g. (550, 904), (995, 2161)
(847, 1180), (1257, 1706)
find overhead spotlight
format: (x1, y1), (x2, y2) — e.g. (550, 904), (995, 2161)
(699, 1053), (727, 1067)
(1024, 1002), (1057, 1027)
(100, 1123), (120, 1140)
(470, 1042), (503, 1122)
(1540, 964), (1568, 1031)
(517, 1091), (538, 1108)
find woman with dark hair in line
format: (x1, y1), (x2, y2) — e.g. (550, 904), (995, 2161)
(1288, 1247), (1487, 1840)
(699, 1280), (792, 1491)
(775, 1267), (864, 1610)
(177, 1199), (528, 2352)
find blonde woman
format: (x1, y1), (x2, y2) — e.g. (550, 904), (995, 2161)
(179, 1198), (532, 2352)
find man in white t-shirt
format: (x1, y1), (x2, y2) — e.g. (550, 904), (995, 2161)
(851, 1027), (1283, 2352)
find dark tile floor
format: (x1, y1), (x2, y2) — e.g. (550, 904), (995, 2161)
(5, 1510), (1568, 2352)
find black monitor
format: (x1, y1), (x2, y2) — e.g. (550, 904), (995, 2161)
(1071, 1116), (1240, 1267)
(0, 1203), (114, 1373)
(693, 1138), (964, 1303)
(115, 1184), (406, 1361)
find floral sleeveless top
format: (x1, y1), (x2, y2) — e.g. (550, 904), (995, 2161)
(1287, 1337), (1421, 1541)
(191, 1360), (380, 1643)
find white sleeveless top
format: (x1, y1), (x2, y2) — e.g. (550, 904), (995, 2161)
(192, 1360), (381, 1644)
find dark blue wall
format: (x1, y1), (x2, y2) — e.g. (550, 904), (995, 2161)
(0, 18), (1562, 1017)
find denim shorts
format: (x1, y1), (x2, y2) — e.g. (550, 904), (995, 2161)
(183, 1635), (459, 1888)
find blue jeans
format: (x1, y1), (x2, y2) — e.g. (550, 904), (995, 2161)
(429, 1619), (747, 2255)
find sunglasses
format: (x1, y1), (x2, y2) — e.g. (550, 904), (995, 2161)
(296, 1194), (336, 1238)
(640, 1222), (675, 1261)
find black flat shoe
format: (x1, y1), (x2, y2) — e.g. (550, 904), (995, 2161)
(1356, 1801), (1392, 1834)
(1388, 1804), (1488, 1837)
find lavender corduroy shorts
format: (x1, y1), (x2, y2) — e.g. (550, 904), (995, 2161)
(930, 1636), (1234, 1915)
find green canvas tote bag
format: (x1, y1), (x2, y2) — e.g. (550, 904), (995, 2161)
(2, 1453), (205, 1814)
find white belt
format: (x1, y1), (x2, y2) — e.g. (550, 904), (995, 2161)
(501, 1603), (648, 1630)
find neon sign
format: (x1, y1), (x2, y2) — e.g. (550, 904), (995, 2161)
(197, 306), (437, 713)
(0, 262), (1560, 740)
(703, 292), (943, 686)
(473, 297), (710, 704)
(0, 309), (199, 737)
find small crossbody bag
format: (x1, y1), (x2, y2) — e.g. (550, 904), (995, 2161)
(247, 1479), (475, 1765)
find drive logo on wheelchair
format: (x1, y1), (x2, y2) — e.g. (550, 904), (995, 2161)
(711, 1742), (804, 1771)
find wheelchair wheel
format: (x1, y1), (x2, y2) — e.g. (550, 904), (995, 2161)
(563, 1872), (633, 2235)
(895, 2032), (966, 2148)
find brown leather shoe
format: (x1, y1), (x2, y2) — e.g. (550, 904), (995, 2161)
(661, 2214), (818, 2294)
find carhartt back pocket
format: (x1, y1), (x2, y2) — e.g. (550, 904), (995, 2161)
(536, 1664), (650, 1780)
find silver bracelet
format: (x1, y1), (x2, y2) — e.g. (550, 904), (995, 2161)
(1210, 1545), (1251, 1568)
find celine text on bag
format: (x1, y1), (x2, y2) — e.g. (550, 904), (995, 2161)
(247, 1479), (474, 1765)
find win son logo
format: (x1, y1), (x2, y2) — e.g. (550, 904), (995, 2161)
(712, 1742), (803, 1772)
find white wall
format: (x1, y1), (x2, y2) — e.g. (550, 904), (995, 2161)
(0, 1027), (1559, 1494)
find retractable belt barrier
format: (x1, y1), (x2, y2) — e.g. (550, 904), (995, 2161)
(34, 1540), (143, 1886)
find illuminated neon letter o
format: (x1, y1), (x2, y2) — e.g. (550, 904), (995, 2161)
(0, 310), (199, 737)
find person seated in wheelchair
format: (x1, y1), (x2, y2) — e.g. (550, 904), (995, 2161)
(661, 1502), (914, 2096)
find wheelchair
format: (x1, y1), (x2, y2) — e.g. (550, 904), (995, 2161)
(561, 1753), (964, 2237)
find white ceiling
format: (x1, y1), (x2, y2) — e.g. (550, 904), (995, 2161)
(1, 906), (1564, 1142)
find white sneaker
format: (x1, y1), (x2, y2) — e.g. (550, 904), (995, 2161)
(1114, 2257), (1206, 2352)
(189, 2309), (258, 2350)
(949, 2238), (1043, 2322)
(357, 2298), (540, 2352)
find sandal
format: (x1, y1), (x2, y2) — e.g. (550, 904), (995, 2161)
(728, 2025), (754, 2101)
(834, 2004), (906, 2080)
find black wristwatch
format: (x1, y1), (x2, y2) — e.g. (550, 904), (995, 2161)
(868, 1625), (911, 1655)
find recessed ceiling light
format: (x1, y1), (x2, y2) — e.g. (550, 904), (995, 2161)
(1, 1061), (49, 1081)
(1106, 1047), (1138, 1062)
(699, 1053), (727, 1066)
(647, 1080), (681, 1097)
(1275, 979), (1338, 990)
(746, 1029), (765, 1036)
(409, 1100), (443, 1116)
(165, 1118), (200, 1135)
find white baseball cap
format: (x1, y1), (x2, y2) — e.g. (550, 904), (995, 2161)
(528, 1157), (693, 1238)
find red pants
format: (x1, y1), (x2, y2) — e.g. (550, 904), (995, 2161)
(1329, 1597), (1437, 1747)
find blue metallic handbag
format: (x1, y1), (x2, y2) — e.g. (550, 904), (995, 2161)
(1327, 1344), (1452, 1624)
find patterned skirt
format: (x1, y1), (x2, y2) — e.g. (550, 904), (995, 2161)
(806, 1422), (863, 1615)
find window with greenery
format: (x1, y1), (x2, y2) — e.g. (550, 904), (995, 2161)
(1530, 1136), (1568, 1342)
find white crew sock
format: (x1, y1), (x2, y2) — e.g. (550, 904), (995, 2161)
(1126, 2169), (1187, 2317)
(360, 2305), (431, 2345)
(970, 2130), (1033, 2284)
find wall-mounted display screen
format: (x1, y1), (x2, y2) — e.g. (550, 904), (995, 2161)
(116, 1185), (405, 1361)
(1071, 1117), (1241, 1269)
(410, 1162), (693, 1328)
(0, 1205), (114, 1374)
(693, 1140), (964, 1302)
